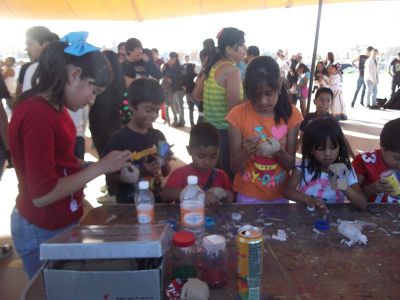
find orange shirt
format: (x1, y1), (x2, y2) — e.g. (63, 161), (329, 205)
(226, 101), (302, 201)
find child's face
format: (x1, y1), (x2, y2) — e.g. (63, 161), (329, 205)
(65, 74), (105, 111)
(131, 102), (160, 129)
(187, 145), (219, 173)
(25, 37), (47, 62)
(381, 148), (400, 170)
(327, 65), (336, 75)
(128, 47), (143, 62)
(252, 84), (279, 115)
(314, 93), (332, 114)
(312, 137), (339, 168)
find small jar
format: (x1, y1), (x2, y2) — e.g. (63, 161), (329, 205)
(171, 231), (197, 280)
(199, 234), (228, 287)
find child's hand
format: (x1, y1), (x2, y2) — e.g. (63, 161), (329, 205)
(368, 178), (395, 194)
(142, 156), (162, 177)
(99, 150), (132, 174)
(307, 196), (329, 215)
(120, 165), (139, 184)
(205, 190), (221, 206)
(243, 136), (261, 155)
(224, 191), (235, 203)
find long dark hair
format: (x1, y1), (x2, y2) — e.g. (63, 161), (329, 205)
(244, 56), (292, 124)
(204, 27), (245, 78)
(301, 117), (351, 182)
(19, 41), (112, 109)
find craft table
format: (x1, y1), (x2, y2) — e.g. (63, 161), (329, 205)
(22, 203), (400, 299)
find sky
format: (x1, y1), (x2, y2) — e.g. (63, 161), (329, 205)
(0, 0), (399, 62)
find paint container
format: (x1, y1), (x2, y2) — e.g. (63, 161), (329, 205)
(380, 170), (400, 197)
(199, 235), (228, 287)
(236, 225), (263, 300)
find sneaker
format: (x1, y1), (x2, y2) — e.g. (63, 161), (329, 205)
(0, 244), (12, 260)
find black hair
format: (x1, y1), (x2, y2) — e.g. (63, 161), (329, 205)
(327, 52), (335, 63)
(127, 78), (164, 108)
(247, 45), (260, 57)
(301, 117), (351, 182)
(117, 42), (126, 51)
(296, 62), (310, 73)
(143, 48), (155, 63)
(125, 38), (142, 53)
(26, 26), (58, 45)
(205, 27), (245, 77)
(367, 46), (374, 52)
(202, 38), (215, 51)
(244, 56), (292, 124)
(380, 118), (400, 152)
(315, 87), (333, 100)
(189, 122), (219, 148)
(102, 50), (125, 101)
(18, 41), (112, 109)
(169, 51), (179, 60)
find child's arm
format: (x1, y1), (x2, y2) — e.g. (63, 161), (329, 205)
(32, 150), (132, 207)
(160, 187), (181, 203)
(283, 168), (329, 214)
(343, 183), (368, 210)
(228, 124), (260, 173)
(356, 173), (394, 197)
(277, 124), (300, 170)
(161, 159), (171, 177)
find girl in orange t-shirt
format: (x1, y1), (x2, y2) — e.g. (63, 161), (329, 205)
(226, 56), (303, 203)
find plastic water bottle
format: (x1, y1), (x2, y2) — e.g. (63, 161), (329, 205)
(180, 175), (205, 234)
(135, 180), (154, 224)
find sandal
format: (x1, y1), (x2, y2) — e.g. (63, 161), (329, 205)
(0, 244), (12, 259)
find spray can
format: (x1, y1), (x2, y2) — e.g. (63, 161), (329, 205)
(236, 225), (263, 300)
(380, 170), (400, 197)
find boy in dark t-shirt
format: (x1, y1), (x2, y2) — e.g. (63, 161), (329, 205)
(103, 79), (171, 203)
(299, 87), (354, 157)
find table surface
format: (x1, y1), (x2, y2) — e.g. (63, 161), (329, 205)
(23, 203), (400, 299)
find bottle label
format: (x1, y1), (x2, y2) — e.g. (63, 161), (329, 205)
(181, 201), (204, 228)
(137, 204), (154, 224)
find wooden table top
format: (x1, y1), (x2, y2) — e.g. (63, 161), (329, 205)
(81, 203), (400, 299)
(23, 203), (400, 299)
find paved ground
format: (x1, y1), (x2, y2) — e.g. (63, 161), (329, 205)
(0, 71), (398, 299)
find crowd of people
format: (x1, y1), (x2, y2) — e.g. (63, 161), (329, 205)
(0, 26), (399, 279)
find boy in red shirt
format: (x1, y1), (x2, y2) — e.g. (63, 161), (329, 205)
(161, 122), (233, 204)
(352, 118), (400, 203)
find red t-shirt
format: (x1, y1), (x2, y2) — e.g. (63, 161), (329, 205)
(9, 96), (83, 229)
(352, 149), (398, 203)
(164, 164), (232, 192)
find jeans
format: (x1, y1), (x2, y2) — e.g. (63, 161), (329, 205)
(172, 90), (185, 125)
(391, 76), (400, 98)
(11, 207), (76, 278)
(352, 76), (366, 105)
(365, 81), (378, 107)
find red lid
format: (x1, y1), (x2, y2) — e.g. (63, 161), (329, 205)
(172, 231), (195, 247)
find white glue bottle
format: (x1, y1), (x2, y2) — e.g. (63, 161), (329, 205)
(135, 180), (154, 224)
(180, 175), (205, 234)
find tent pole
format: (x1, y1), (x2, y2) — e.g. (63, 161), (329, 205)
(307, 0), (323, 113)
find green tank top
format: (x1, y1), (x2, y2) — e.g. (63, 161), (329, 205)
(203, 61), (243, 130)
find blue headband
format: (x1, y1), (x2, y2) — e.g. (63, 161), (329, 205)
(60, 31), (99, 56)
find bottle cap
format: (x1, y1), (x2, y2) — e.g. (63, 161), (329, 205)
(172, 231), (196, 247)
(204, 216), (216, 229)
(187, 175), (198, 185)
(231, 212), (242, 221)
(314, 219), (330, 231)
(202, 234), (226, 253)
(138, 180), (149, 190)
